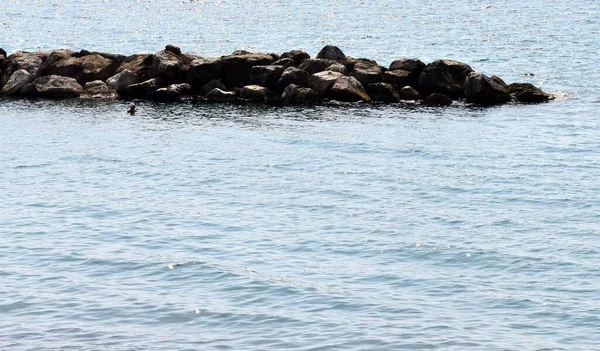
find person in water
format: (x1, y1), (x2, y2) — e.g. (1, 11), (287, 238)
(127, 103), (136, 115)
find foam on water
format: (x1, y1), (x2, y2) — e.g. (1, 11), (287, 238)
(1, 1), (600, 350)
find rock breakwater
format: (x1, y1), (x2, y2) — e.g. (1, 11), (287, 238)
(0, 45), (554, 106)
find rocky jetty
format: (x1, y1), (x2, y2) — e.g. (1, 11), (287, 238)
(0, 45), (554, 106)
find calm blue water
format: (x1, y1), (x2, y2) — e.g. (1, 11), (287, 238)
(1, 1), (599, 350)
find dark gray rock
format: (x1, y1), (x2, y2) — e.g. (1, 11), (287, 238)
(21, 75), (83, 99)
(200, 79), (226, 96)
(421, 93), (452, 106)
(0, 69), (33, 96)
(508, 83), (554, 103)
(273, 58), (296, 68)
(308, 71), (343, 95)
(464, 72), (511, 105)
(418, 60), (473, 98)
(0, 48), (6, 58)
(316, 45), (346, 60)
(276, 67), (310, 92)
(353, 61), (383, 86)
(185, 57), (222, 89)
(250, 65), (285, 89)
(81, 80), (116, 99)
(107, 70), (139, 92)
(206, 88), (238, 101)
(366, 82), (400, 102)
(281, 50), (310, 65)
(389, 58), (425, 76)
(298, 58), (337, 75)
(220, 53), (275, 88)
(116, 54), (155, 82)
(281, 84), (319, 104)
(399, 86), (422, 101)
(165, 44), (182, 56)
(152, 50), (186, 82)
(383, 69), (416, 88)
(328, 76), (372, 102)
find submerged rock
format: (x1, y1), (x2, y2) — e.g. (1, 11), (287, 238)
(508, 83), (553, 103)
(205, 88), (238, 101)
(421, 93), (453, 106)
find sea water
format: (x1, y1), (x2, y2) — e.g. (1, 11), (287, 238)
(1, 1), (599, 350)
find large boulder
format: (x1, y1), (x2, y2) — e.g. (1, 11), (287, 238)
(2, 51), (43, 85)
(152, 50), (188, 82)
(205, 88), (238, 102)
(239, 84), (280, 104)
(200, 79), (226, 96)
(327, 76), (372, 102)
(352, 61), (383, 86)
(81, 80), (117, 99)
(508, 83), (553, 103)
(46, 54), (118, 84)
(383, 69), (416, 88)
(21, 75), (83, 98)
(120, 77), (167, 99)
(185, 57), (222, 89)
(366, 82), (400, 102)
(389, 58), (425, 76)
(35, 50), (76, 77)
(0, 69), (34, 96)
(399, 86), (422, 101)
(250, 65), (285, 89)
(280, 50), (310, 65)
(325, 63), (348, 74)
(316, 45), (346, 60)
(308, 71), (343, 95)
(276, 66), (310, 92)
(421, 93), (452, 106)
(220, 53), (275, 88)
(298, 58), (337, 75)
(106, 69), (139, 92)
(116, 54), (155, 82)
(464, 72), (511, 105)
(417, 60), (473, 98)
(281, 84), (319, 104)
(155, 83), (192, 101)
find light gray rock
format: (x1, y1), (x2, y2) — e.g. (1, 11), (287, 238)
(206, 88), (238, 101)
(0, 69), (33, 96)
(107, 69), (139, 92)
(81, 80), (116, 99)
(21, 75), (83, 99)
(328, 76), (372, 102)
(308, 71), (343, 95)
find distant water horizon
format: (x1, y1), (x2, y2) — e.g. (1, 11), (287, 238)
(1, 1), (599, 350)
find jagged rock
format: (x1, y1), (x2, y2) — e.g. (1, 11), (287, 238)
(276, 67), (310, 92)
(0, 69), (33, 96)
(46, 54), (118, 84)
(422, 93), (452, 106)
(240, 84), (280, 104)
(200, 79), (226, 96)
(366, 82), (400, 102)
(36, 50), (76, 77)
(298, 58), (337, 75)
(308, 71), (343, 95)
(508, 83), (553, 103)
(165, 44), (182, 56)
(21, 75), (83, 98)
(120, 77), (167, 99)
(325, 63), (347, 74)
(250, 65), (285, 89)
(155, 83), (191, 101)
(220, 53), (275, 87)
(2, 52), (43, 85)
(328, 76), (372, 102)
(383, 69), (415, 88)
(81, 80), (117, 99)
(272, 58), (295, 69)
(185, 57), (222, 89)
(399, 86), (422, 101)
(153, 50), (187, 82)
(418, 60), (473, 98)
(206, 88), (238, 101)
(389, 58), (425, 76)
(107, 69), (139, 92)
(281, 84), (319, 104)
(116, 54), (155, 82)
(316, 45), (346, 60)
(464, 72), (511, 105)
(353, 61), (383, 86)
(280, 50), (310, 65)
